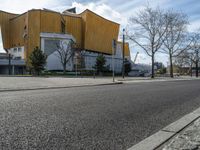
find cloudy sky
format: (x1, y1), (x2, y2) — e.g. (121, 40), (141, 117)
(0, 0), (200, 65)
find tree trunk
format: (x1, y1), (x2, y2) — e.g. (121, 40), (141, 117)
(196, 61), (198, 78)
(151, 53), (155, 78)
(169, 53), (174, 78)
(63, 63), (66, 74)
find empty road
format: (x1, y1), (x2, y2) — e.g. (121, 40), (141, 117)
(0, 80), (200, 149)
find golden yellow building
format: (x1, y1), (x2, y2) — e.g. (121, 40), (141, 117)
(0, 8), (130, 73)
(0, 8), (129, 57)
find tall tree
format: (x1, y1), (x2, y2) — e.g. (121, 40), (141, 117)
(174, 51), (192, 76)
(174, 51), (191, 68)
(127, 6), (169, 78)
(94, 54), (106, 75)
(124, 59), (132, 75)
(162, 10), (191, 78)
(175, 33), (200, 77)
(188, 32), (200, 77)
(55, 40), (75, 74)
(29, 46), (47, 75)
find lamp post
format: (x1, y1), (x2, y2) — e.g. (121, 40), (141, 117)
(112, 39), (116, 82)
(122, 28), (125, 79)
(8, 50), (11, 75)
(75, 53), (78, 77)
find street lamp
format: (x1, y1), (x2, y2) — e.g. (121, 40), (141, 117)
(112, 39), (117, 82)
(122, 28), (125, 79)
(8, 49), (12, 75)
(75, 52), (78, 77)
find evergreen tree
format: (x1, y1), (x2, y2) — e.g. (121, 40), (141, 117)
(29, 46), (47, 75)
(124, 59), (132, 75)
(95, 54), (106, 74)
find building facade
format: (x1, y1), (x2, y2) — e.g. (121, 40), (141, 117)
(0, 53), (25, 74)
(0, 8), (130, 74)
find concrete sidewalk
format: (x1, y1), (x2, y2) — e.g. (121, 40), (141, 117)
(0, 76), (199, 92)
(161, 116), (200, 150)
(0, 77), (121, 91)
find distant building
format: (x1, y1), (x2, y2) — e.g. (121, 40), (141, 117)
(0, 8), (130, 74)
(154, 62), (164, 70)
(128, 63), (152, 77)
(0, 53), (25, 74)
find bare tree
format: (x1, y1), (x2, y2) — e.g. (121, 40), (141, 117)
(174, 50), (192, 76)
(55, 40), (75, 74)
(127, 6), (168, 78)
(162, 10), (191, 78)
(188, 32), (200, 77)
(175, 32), (200, 77)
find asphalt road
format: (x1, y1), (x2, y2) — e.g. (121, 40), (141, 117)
(0, 80), (200, 150)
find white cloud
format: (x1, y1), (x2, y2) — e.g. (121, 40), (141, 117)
(71, 2), (126, 25)
(188, 20), (200, 32)
(131, 52), (150, 64)
(0, 0), (57, 13)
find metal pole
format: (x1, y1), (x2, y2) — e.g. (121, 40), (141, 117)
(112, 49), (115, 82)
(122, 28), (125, 79)
(8, 53), (11, 75)
(190, 59), (193, 77)
(76, 56), (78, 77)
(112, 40), (115, 82)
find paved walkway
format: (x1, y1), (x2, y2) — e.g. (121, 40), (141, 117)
(0, 76), (199, 91)
(162, 117), (200, 150)
(0, 77), (120, 91)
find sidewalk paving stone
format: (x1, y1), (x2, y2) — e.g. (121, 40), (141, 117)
(0, 76), (199, 92)
(0, 77), (120, 91)
(162, 117), (200, 150)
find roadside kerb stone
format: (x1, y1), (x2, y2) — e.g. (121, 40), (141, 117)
(122, 78), (200, 84)
(127, 107), (200, 150)
(162, 117), (200, 150)
(192, 107), (200, 115)
(162, 112), (200, 133)
(127, 131), (174, 150)
(0, 81), (122, 92)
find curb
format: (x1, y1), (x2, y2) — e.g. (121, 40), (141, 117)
(121, 78), (200, 84)
(0, 82), (123, 93)
(127, 107), (200, 150)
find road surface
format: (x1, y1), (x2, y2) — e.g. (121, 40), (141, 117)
(0, 80), (200, 149)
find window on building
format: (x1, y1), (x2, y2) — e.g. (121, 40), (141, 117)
(44, 39), (60, 56)
(18, 47), (22, 52)
(14, 48), (17, 53)
(14, 56), (21, 60)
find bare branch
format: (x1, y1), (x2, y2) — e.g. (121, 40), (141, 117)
(55, 40), (75, 73)
(127, 6), (168, 78)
